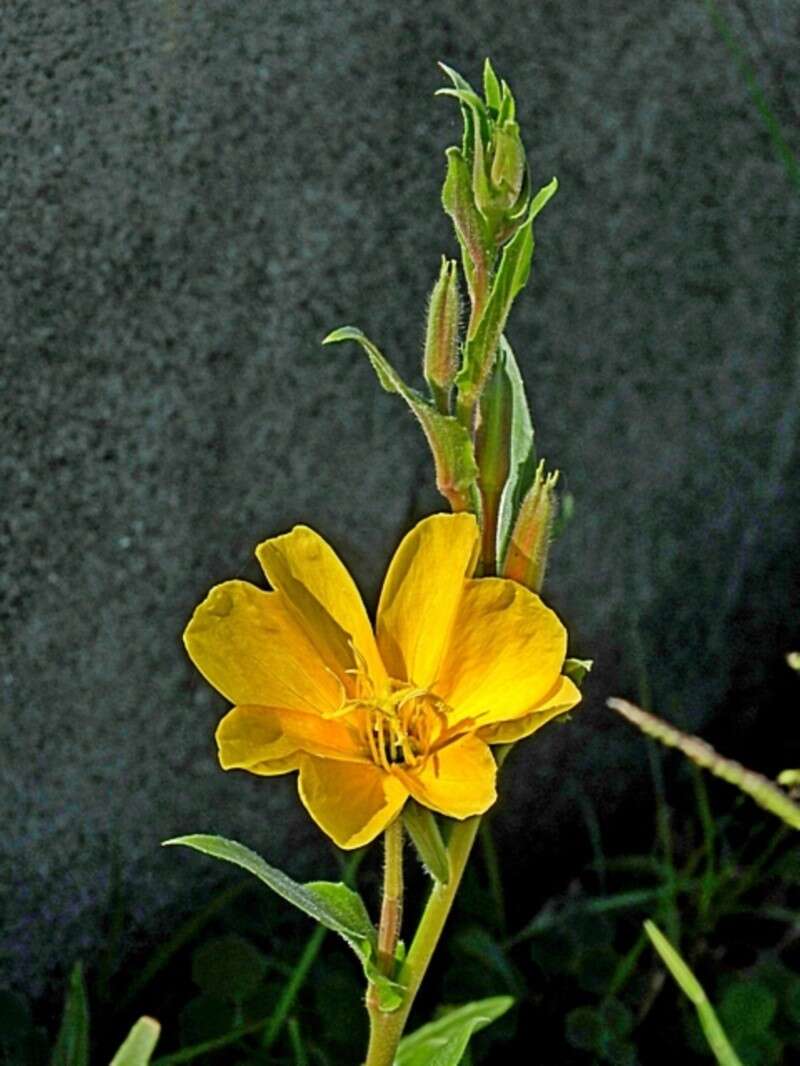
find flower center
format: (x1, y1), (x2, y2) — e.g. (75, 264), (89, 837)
(328, 656), (467, 772)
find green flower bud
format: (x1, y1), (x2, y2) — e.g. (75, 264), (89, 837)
(490, 121), (527, 211)
(502, 460), (559, 592)
(475, 357), (513, 572)
(423, 257), (461, 410)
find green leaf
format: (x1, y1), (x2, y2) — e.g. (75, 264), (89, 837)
(163, 836), (376, 957)
(51, 963), (89, 1066)
(304, 880), (376, 945)
(456, 179), (557, 407)
(395, 997), (513, 1066)
(644, 921), (744, 1066)
(323, 327), (479, 512)
(493, 337), (536, 562)
(403, 800), (450, 884)
(563, 658), (594, 688)
(110, 1017), (161, 1066)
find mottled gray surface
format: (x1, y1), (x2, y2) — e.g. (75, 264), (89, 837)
(2, 0), (799, 993)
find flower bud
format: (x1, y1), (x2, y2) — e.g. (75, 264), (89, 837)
(502, 460), (559, 593)
(490, 121), (527, 211)
(423, 257), (461, 410)
(475, 357), (513, 572)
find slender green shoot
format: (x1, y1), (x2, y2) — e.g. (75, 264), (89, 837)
(644, 920), (744, 1066)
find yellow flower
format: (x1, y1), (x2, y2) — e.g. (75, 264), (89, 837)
(184, 513), (580, 849)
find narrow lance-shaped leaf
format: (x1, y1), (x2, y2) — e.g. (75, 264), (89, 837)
(323, 327), (480, 513)
(607, 699), (800, 830)
(644, 921), (744, 1066)
(163, 835), (377, 954)
(163, 835), (409, 1012)
(455, 178), (558, 423)
(493, 336), (537, 562)
(109, 1017), (161, 1066)
(395, 996), (514, 1066)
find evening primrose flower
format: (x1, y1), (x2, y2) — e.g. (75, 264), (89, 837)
(184, 513), (580, 849)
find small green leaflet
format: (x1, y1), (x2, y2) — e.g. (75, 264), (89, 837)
(563, 658), (593, 688)
(51, 963), (89, 1066)
(109, 1017), (161, 1066)
(323, 327), (479, 512)
(395, 996), (514, 1066)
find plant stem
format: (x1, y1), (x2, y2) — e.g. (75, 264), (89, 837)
(377, 816), (404, 975)
(363, 815), (481, 1066)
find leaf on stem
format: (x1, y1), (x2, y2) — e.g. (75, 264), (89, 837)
(323, 327), (479, 512)
(395, 996), (514, 1066)
(455, 179), (557, 416)
(163, 835), (376, 955)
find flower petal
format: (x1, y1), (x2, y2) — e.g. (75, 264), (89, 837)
(435, 577), (567, 725)
(257, 526), (386, 687)
(217, 705), (367, 774)
(477, 675), (582, 744)
(394, 735), (497, 818)
(298, 756), (408, 849)
(376, 513), (480, 688)
(184, 580), (341, 713)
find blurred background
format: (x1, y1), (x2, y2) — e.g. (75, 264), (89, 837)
(2, 1), (799, 1062)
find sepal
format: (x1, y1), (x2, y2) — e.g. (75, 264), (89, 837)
(403, 800), (450, 884)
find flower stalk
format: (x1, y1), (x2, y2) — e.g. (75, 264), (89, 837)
(364, 816), (481, 1066)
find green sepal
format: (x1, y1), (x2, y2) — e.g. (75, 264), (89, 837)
(437, 62), (482, 159)
(109, 1017), (161, 1066)
(51, 962), (89, 1066)
(163, 836), (377, 958)
(563, 657), (593, 688)
(456, 178), (558, 414)
(323, 327), (480, 513)
(395, 996), (514, 1066)
(482, 58), (502, 113)
(403, 800), (450, 885)
(493, 337), (537, 565)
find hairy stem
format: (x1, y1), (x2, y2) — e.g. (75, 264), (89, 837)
(363, 815), (481, 1066)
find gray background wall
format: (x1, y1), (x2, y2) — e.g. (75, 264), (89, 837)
(2, 0), (799, 994)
